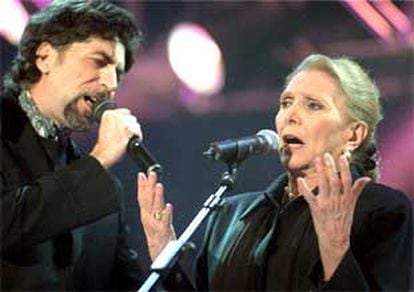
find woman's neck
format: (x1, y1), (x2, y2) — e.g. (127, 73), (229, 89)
(287, 168), (320, 198)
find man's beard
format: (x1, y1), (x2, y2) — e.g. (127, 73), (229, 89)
(63, 97), (93, 131)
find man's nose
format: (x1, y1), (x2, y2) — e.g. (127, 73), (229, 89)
(99, 65), (118, 94)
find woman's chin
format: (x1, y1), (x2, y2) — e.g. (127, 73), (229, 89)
(284, 159), (312, 174)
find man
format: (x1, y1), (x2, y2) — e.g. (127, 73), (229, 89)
(1, 0), (144, 290)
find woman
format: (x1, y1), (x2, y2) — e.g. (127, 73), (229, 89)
(137, 54), (413, 290)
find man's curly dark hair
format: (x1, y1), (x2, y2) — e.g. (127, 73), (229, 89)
(3, 0), (142, 97)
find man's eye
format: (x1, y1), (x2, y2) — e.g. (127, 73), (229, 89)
(93, 59), (106, 67)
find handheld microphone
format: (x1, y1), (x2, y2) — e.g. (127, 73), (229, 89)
(203, 129), (279, 163)
(92, 100), (163, 179)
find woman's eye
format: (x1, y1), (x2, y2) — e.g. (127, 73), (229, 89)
(307, 100), (323, 110)
(280, 99), (292, 108)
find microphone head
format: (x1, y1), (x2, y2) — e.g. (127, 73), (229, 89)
(203, 129), (280, 163)
(256, 129), (279, 151)
(92, 99), (117, 122)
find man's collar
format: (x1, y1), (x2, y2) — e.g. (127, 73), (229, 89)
(18, 90), (64, 140)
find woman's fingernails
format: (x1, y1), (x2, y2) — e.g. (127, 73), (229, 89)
(138, 172), (144, 180)
(363, 177), (372, 183)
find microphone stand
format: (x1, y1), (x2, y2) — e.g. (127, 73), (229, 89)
(137, 163), (239, 292)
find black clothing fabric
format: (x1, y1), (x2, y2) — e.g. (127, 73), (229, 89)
(191, 171), (413, 291)
(1, 95), (143, 290)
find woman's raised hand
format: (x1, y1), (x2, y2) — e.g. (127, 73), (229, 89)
(298, 153), (370, 281)
(137, 172), (176, 261)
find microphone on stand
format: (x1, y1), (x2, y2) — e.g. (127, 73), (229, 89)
(92, 99), (163, 180)
(203, 129), (279, 164)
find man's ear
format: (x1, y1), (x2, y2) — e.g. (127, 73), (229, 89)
(346, 121), (368, 151)
(35, 42), (58, 74)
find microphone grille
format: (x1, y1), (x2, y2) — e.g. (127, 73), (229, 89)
(92, 100), (117, 122)
(256, 129), (279, 151)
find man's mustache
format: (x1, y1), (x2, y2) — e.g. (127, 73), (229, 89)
(77, 90), (112, 103)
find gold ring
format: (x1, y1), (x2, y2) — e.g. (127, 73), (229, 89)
(153, 211), (163, 221)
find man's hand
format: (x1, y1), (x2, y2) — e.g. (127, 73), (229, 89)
(90, 108), (142, 168)
(137, 171), (176, 261)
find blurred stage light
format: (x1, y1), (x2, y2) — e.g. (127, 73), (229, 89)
(167, 22), (225, 96)
(0, 0), (29, 45)
(342, 0), (393, 43)
(372, 0), (412, 42)
(32, 0), (51, 9)
(341, 0), (412, 45)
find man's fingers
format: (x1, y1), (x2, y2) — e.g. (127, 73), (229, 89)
(124, 115), (142, 140)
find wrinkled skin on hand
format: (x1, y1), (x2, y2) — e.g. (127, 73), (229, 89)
(137, 172), (176, 261)
(299, 153), (371, 281)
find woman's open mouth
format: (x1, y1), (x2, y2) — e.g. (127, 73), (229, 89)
(282, 134), (305, 149)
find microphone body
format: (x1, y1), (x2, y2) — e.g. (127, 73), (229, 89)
(203, 129), (279, 163)
(92, 100), (163, 179)
(127, 136), (163, 176)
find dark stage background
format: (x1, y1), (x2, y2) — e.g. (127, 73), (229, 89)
(1, 0), (413, 279)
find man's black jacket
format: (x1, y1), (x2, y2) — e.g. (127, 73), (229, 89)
(1, 94), (143, 290)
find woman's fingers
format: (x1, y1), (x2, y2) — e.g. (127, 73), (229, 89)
(339, 155), (352, 197)
(137, 171), (168, 217)
(352, 177), (371, 201)
(298, 177), (316, 208)
(164, 203), (174, 228)
(136, 172), (176, 261)
(137, 172), (152, 211)
(147, 171), (158, 210)
(153, 181), (165, 210)
(315, 156), (329, 198)
(324, 153), (341, 196)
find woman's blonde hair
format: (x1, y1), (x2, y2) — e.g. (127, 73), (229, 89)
(285, 54), (383, 181)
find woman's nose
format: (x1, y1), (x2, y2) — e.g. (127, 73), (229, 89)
(286, 103), (302, 125)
